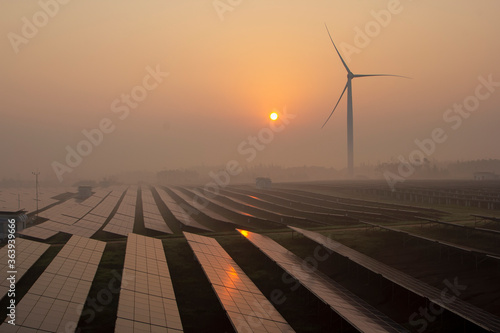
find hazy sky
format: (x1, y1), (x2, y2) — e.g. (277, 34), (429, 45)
(1, 0), (499, 182)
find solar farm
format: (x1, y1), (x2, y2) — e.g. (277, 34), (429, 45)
(1, 180), (500, 332)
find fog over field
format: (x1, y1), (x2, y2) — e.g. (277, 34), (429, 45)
(1, 1), (499, 184)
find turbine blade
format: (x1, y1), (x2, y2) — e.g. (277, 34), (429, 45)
(321, 82), (348, 129)
(353, 74), (411, 79)
(324, 24), (351, 73)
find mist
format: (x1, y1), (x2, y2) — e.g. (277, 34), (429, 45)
(1, 0), (500, 184)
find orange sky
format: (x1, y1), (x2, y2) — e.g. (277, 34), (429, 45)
(1, 0), (499, 182)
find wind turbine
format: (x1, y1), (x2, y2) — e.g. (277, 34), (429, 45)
(322, 24), (408, 177)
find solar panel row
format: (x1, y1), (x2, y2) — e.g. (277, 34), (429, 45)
(1, 235), (105, 333)
(0, 239), (50, 299)
(189, 188), (255, 218)
(141, 188), (172, 234)
(419, 217), (500, 236)
(168, 188), (234, 224)
(0, 188), (61, 213)
(19, 188), (123, 240)
(155, 188), (212, 232)
(115, 233), (183, 332)
(360, 221), (500, 258)
(104, 187), (138, 236)
(89, 189), (123, 218)
(222, 187), (367, 223)
(238, 229), (407, 333)
(184, 232), (294, 333)
(289, 226), (500, 333)
(40, 198), (93, 222)
(18, 226), (59, 240)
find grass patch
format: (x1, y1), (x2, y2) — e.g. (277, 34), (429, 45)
(77, 241), (126, 332)
(216, 232), (344, 332)
(163, 237), (234, 333)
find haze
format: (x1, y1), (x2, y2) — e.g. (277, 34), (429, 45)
(1, 0), (499, 183)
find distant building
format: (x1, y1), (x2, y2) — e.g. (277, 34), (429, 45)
(0, 210), (28, 240)
(256, 177), (272, 189)
(77, 186), (93, 199)
(474, 172), (499, 181)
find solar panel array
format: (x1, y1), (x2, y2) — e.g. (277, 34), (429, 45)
(18, 197), (83, 240)
(104, 187), (138, 236)
(0, 238), (50, 299)
(168, 187), (234, 224)
(1, 235), (105, 333)
(0, 187), (62, 212)
(18, 225), (59, 240)
(89, 188), (125, 219)
(360, 221), (500, 258)
(189, 188), (255, 218)
(155, 187), (212, 231)
(221, 187), (354, 222)
(19, 188), (124, 239)
(184, 231), (294, 333)
(419, 217), (500, 236)
(289, 226), (500, 333)
(238, 229), (406, 333)
(115, 233), (183, 332)
(141, 187), (172, 234)
(265, 186), (436, 221)
(204, 188), (307, 225)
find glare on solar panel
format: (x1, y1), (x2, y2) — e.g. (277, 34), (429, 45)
(184, 231), (294, 333)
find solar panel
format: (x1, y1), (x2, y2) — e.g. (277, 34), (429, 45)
(0, 187), (59, 213)
(104, 215), (135, 237)
(202, 188), (312, 225)
(103, 188), (137, 236)
(221, 187), (364, 223)
(184, 231), (295, 333)
(289, 226), (500, 332)
(238, 229), (407, 333)
(1, 235), (105, 332)
(18, 225), (59, 240)
(155, 187), (212, 231)
(141, 188), (172, 234)
(419, 217), (500, 236)
(0, 239), (50, 299)
(40, 198), (93, 221)
(188, 188), (256, 218)
(19, 188), (125, 239)
(168, 187), (234, 224)
(115, 233), (183, 332)
(360, 221), (499, 257)
(19, 190), (122, 239)
(88, 189), (122, 218)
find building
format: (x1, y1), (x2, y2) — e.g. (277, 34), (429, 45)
(0, 210), (28, 241)
(77, 185), (93, 199)
(256, 177), (272, 189)
(474, 172), (499, 181)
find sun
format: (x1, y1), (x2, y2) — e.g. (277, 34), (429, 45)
(270, 112), (278, 121)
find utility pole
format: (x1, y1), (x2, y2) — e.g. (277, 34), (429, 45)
(32, 171), (40, 219)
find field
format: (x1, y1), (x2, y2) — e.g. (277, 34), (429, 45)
(1, 180), (499, 332)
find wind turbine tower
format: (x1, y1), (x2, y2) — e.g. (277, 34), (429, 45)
(322, 24), (408, 177)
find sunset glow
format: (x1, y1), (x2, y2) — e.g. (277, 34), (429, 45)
(1, 1), (499, 182)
